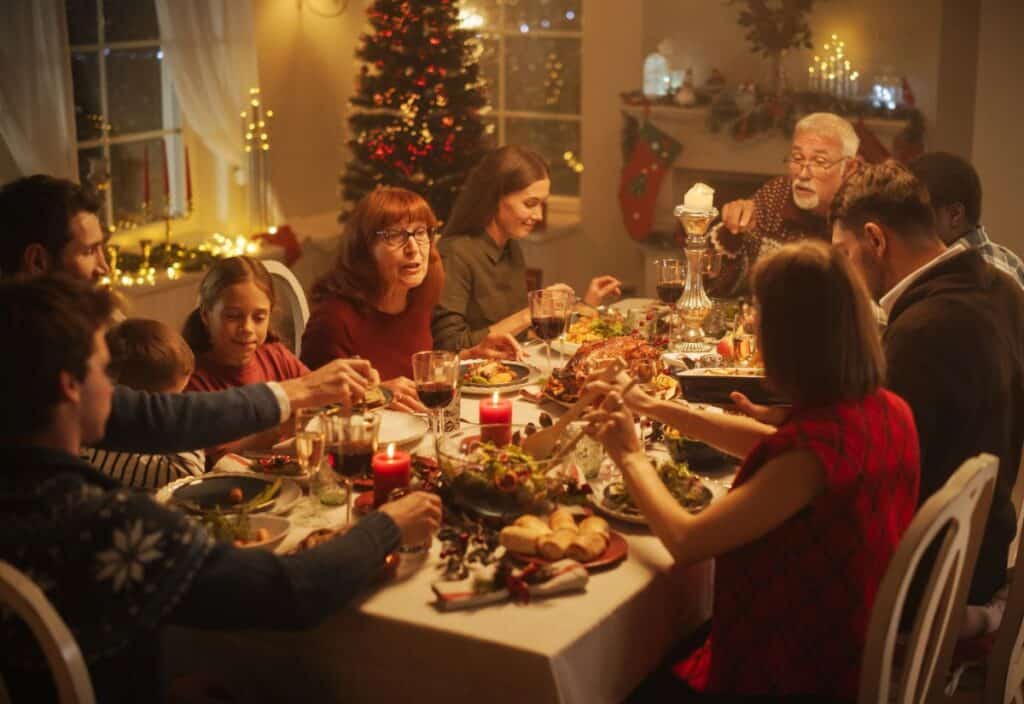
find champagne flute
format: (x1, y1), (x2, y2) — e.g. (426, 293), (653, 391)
(411, 350), (459, 443)
(528, 288), (574, 376)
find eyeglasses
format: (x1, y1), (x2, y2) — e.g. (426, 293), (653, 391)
(783, 155), (848, 178)
(375, 226), (440, 249)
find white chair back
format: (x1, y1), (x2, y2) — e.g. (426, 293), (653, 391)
(0, 561), (95, 703)
(261, 259), (310, 357)
(860, 454), (999, 704)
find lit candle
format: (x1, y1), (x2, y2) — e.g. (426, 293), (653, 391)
(479, 392), (513, 446)
(682, 182), (714, 212)
(161, 139), (170, 202)
(142, 145), (150, 209)
(184, 145), (192, 208)
(372, 443), (411, 507)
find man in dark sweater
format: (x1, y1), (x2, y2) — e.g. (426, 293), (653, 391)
(831, 161), (1024, 615)
(0, 275), (443, 702)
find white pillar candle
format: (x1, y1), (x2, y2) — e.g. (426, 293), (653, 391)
(683, 183), (715, 211)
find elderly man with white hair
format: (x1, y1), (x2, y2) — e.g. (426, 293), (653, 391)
(709, 112), (860, 296)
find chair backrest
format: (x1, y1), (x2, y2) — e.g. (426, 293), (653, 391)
(860, 454), (999, 704)
(0, 561), (95, 704)
(261, 259), (310, 357)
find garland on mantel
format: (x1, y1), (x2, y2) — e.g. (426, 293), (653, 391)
(621, 89), (925, 162)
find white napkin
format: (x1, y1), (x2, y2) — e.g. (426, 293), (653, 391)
(432, 559), (589, 611)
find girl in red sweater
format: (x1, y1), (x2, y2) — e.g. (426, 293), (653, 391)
(183, 256), (309, 462)
(302, 186), (519, 413)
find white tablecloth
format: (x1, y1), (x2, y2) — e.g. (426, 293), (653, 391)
(165, 346), (718, 703)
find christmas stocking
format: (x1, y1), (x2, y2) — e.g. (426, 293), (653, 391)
(618, 121), (682, 241)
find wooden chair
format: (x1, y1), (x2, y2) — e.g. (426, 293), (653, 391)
(859, 454), (999, 704)
(0, 561), (95, 704)
(944, 453), (1024, 704)
(261, 259), (310, 357)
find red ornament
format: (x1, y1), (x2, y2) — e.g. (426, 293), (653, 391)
(441, 115), (454, 128)
(415, 77), (427, 87)
(429, 37), (442, 46)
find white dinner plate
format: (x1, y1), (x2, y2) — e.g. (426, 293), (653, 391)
(376, 408), (429, 447)
(459, 358), (535, 395)
(156, 471), (303, 516)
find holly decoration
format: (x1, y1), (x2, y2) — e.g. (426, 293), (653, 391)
(341, 0), (489, 222)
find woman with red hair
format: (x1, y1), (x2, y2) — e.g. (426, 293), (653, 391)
(302, 187), (517, 412)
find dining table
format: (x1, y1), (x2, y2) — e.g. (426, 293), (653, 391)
(164, 341), (732, 704)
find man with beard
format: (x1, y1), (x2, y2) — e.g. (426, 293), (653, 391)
(831, 161), (1024, 629)
(0, 174), (379, 457)
(710, 112), (860, 296)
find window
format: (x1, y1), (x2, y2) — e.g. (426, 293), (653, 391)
(465, 0), (583, 198)
(66, 0), (184, 232)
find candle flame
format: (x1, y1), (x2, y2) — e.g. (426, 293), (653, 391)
(492, 391), (500, 404)
(387, 443), (395, 459)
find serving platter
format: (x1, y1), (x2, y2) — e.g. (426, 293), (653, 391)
(586, 463), (728, 526)
(510, 530), (628, 571)
(157, 472), (302, 516)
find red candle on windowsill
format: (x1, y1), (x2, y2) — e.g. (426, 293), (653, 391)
(372, 443), (411, 507)
(479, 392), (512, 446)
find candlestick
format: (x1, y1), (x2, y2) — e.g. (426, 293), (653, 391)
(372, 443), (411, 507)
(184, 145), (192, 213)
(672, 183), (718, 353)
(479, 392), (512, 446)
(142, 145), (150, 214)
(160, 139), (170, 212)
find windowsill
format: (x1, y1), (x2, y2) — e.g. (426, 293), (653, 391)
(525, 195), (581, 244)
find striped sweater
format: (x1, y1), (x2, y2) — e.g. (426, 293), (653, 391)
(83, 448), (205, 490)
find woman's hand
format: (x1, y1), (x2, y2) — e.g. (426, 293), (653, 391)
(729, 391), (788, 427)
(382, 377), (428, 413)
(584, 392), (643, 466)
(583, 370), (655, 416)
(462, 332), (524, 361)
(583, 275), (622, 307)
(281, 358), (379, 411)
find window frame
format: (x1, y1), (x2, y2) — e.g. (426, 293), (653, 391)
(68, 0), (183, 232)
(476, 2), (583, 206)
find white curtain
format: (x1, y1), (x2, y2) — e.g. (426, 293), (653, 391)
(0, 0), (78, 179)
(155, 0), (283, 224)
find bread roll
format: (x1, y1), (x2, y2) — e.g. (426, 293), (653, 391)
(579, 515), (610, 538)
(499, 525), (549, 555)
(566, 531), (609, 562)
(548, 508), (577, 533)
(537, 528), (576, 560)
(514, 515), (550, 533)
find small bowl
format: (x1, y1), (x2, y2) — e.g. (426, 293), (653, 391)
(233, 515), (290, 551)
(437, 423), (570, 520)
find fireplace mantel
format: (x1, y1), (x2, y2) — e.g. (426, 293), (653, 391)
(622, 104), (910, 234)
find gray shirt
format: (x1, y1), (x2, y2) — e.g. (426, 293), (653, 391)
(432, 233), (528, 351)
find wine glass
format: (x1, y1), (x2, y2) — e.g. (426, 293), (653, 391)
(654, 258), (684, 305)
(732, 300), (758, 367)
(702, 250), (723, 278)
(528, 288), (574, 375)
(411, 350), (459, 441)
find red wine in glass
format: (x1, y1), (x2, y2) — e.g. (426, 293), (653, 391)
(417, 381), (455, 409)
(338, 442), (374, 478)
(656, 282), (683, 304)
(531, 315), (566, 341)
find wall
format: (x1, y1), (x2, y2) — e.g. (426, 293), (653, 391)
(971, 0), (1024, 258)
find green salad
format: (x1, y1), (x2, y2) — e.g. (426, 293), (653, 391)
(602, 460), (712, 516)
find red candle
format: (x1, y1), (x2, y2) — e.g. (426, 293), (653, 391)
(161, 139), (170, 201)
(184, 145), (192, 206)
(479, 392), (512, 446)
(142, 145), (150, 208)
(372, 443), (411, 507)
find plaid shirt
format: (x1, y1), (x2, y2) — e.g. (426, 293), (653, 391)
(958, 225), (1024, 289)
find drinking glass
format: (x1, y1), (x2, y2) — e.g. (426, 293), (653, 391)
(702, 250), (723, 278)
(296, 408), (348, 514)
(654, 258), (684, 305)
(528, 288), (574, 375)
(733, 301), (758, 367)
(333, 412), (381, 482)
(411, 350), (459, 441)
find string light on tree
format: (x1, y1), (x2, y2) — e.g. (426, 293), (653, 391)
(240, 87), (274, 234)
(807, 33), (859, 98)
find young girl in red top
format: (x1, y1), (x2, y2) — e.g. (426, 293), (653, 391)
(301, 186), (520, 413)
(587, 241), (921, 702)
(183, 256), (309, 462)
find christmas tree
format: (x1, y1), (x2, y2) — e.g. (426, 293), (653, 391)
(341, 0), (489, 222)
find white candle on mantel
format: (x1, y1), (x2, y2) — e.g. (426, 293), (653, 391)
(683, 182), (715, 211)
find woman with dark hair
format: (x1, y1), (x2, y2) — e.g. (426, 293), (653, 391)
(432, 145), (621, 351)
(301, 186), (520, 412)
(585, 241), (920, 701)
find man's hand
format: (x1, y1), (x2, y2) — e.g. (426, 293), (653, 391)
(382, 376), (428, 413)
(378, 491), (443, 546)
(583, 275), (622, 307)
(463, 332), (524, 361)
(721, 198), (756, 234)
(279, 358), (379, 411)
